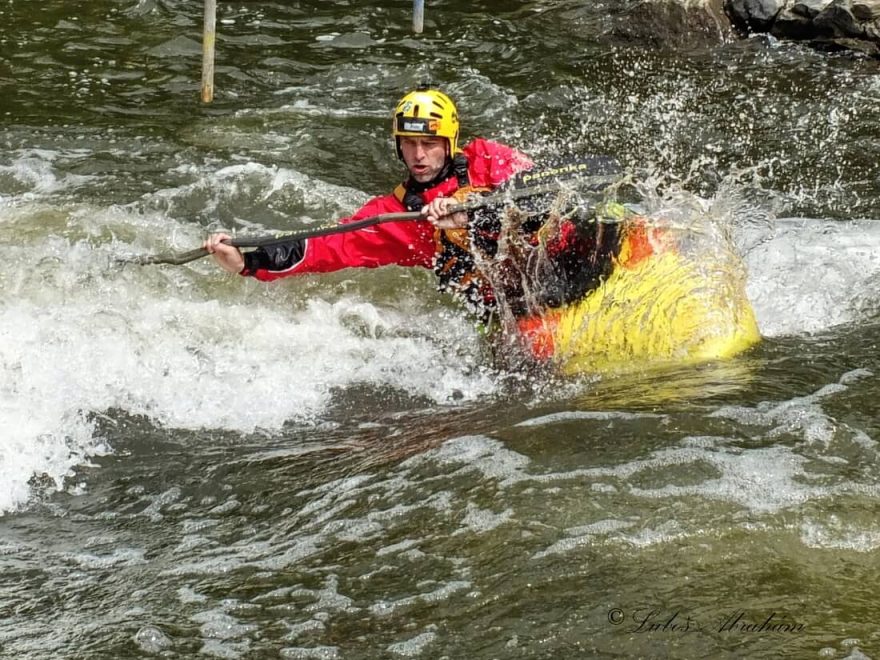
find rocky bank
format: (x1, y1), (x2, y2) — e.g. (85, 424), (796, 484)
(613, 0), (880, 56)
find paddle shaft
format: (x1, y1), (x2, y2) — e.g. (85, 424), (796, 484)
(127, 173), (619, 266)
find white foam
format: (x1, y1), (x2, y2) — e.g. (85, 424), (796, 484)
(627, 444), (822, 513)
(59, 548), (147, 569)
(369, 581), (471, 617)
(455, 503), (514, 535)
(800, 517), (880, 552)
(178, 586), (209, 604)
(515, 410), (667, 427)
(387, 631), (438, 657)
(0, 150), (93, 197)
(378, 540), (419, 558)
(282, 619), (326, 642)
(0, 201), (498, 514)
(745, 218), (880, 336)
(300, 575), (359, 615)
(191, 609), (259, 641)
(279, 647), (340, 660)
(403, 435), (531, 486)
(404, 433), (829, 518)
(141, 161), (368, 225)
(475, 433), (831, 515)
(533, 519), (634, 559)
(711, 370), (873, 448)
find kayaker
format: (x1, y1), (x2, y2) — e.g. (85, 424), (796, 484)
(204, 86), (625, 337)
(205, 86), (534, 318)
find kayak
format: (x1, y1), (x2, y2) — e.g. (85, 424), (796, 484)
(514, 221), (761, 375)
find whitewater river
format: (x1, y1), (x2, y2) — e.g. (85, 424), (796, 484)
(2, 1), (880, 658)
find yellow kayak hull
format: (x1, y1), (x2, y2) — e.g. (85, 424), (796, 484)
(521, 250), (761, 375)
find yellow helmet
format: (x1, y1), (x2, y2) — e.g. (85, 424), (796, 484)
(392, 87), (460, 159)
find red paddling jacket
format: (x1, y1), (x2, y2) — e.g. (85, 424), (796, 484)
(240, 138), (532, 316)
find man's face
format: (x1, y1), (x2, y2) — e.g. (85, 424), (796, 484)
(399, 136), (448, 183)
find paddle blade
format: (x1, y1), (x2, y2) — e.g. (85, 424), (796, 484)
(116, 247), (210, 266)
(507, 154), (622, 191)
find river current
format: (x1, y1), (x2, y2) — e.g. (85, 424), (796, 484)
(2, 1), (880, 658)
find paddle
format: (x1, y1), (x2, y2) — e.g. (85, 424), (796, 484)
(122, 156), (621, 267)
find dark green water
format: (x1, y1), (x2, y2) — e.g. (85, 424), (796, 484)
(2, 1), (880, 658)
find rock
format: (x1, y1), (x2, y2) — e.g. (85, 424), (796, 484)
(774, 7), (820, 36)
(791, 0), (833, 18)
(609, 0), (880, 56)
(610, 0), (734, 47)
(851, 0), (880, 20)
(814, 0), (865, 37)
(728, 0), (786, 30)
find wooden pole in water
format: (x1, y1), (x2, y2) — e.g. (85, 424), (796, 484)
(413, 0), (424, 33)
(201, 0), (216, 103)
